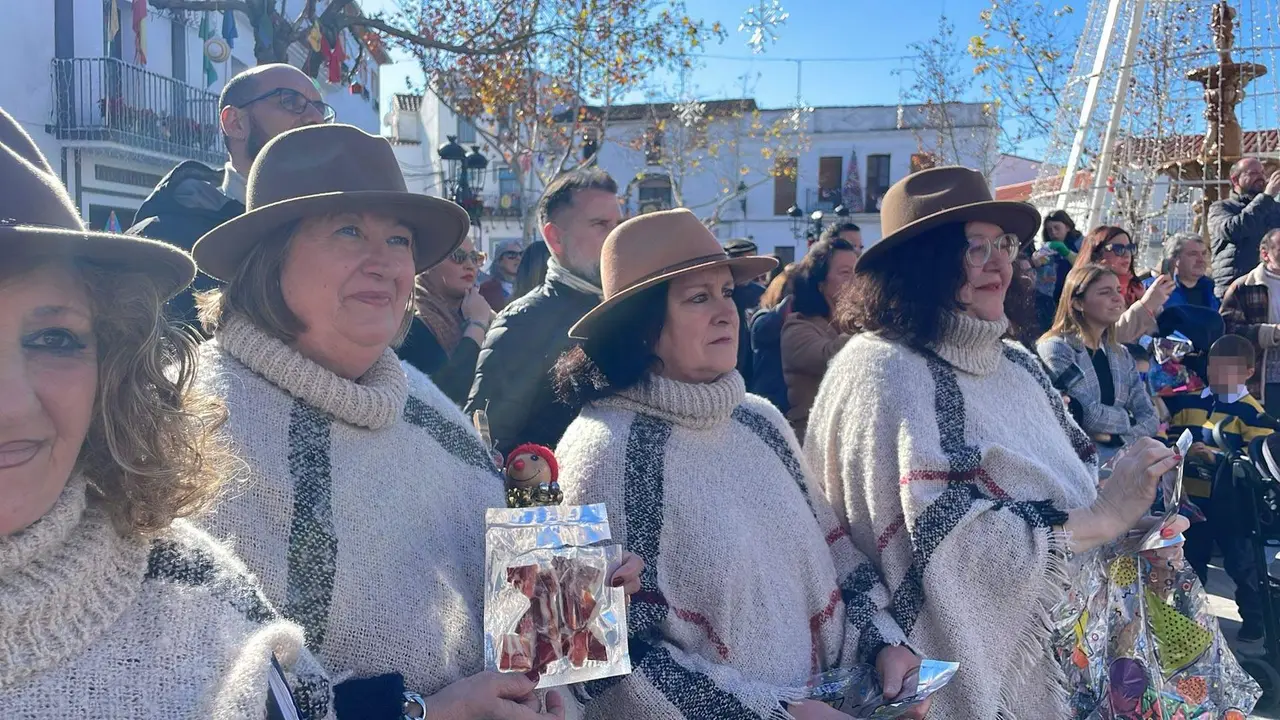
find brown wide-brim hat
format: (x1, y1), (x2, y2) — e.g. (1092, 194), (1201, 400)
(193, 123), (469, 282)
(858, 165), (1041, 269)
(569, 208), (776, 340)
(0, 106), (194, 298)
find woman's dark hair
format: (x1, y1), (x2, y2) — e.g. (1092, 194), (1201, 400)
(791, 237), (857, 318)
(1040, 209), (1078, 246)
(835, 222), (969, 348)
(514, 241), (552, 299)
(553, 282), (669, 408)
(1076, 225), (1134, 275)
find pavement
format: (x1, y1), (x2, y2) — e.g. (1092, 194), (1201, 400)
(1204, 562), (1278, 719)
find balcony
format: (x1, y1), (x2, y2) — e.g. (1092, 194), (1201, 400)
(806, 187), (844, 214)
(481, 191), (524, 219)
(50, 57), (222, 165)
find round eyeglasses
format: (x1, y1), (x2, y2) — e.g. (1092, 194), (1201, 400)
(965, 233), (1021, 267)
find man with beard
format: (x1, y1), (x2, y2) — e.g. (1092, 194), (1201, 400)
(127, 64), (331, 326)
(466, 168), (620, 455)
(1208, 157), (1280, 299)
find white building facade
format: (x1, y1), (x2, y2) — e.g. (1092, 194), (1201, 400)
(386, 91), (999, 265)
(0, 0), (384, 232)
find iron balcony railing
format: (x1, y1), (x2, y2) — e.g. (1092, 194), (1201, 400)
(806, 187), (842, 214)
(50, 57), (222, 165)
(481, 192), (524, 219)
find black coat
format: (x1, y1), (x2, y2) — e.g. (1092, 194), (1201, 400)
(732, 282), (766, 387)
(1208, 191), (1280, 298)
(126, 161), (243, 327)
(749, 297), (791, 414)
(397, 317), (482, 407)
(464, 277), (599, 455)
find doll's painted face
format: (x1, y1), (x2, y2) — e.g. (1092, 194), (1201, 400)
(507, 451), (553, 488)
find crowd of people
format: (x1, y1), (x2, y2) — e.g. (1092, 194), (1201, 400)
(1, 59), (1278, 719)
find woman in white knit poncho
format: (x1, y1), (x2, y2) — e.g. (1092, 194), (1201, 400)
(552, 208), (927, 720)
(187, 123), (639, 719)
(805, 166), (1182, 719)
(0, 107), (332, 719)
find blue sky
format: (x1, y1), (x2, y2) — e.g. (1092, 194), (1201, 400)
(366, 0), (1027, 124)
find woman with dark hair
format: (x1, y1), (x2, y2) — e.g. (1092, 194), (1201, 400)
(552, 209), (927, 720)
(1038, 264), (1160, 461)
(1074, 225), (1174, 342)
(780, 237), (858, 438)
(513, 240), (551, 301)
(807, 166), (1181, 719)
(749, 264), (797, 412)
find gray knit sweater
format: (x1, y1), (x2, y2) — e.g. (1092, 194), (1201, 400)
(555, 371), (905, 720)
(806, 313), (1100, 719)
(195, 315), (506, 695)
(0, 477), (333, 718)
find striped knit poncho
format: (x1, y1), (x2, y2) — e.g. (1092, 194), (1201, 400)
(555, 370), (906, 719)
(806, 312), (1100, 719)
(194, 315), (506, 697)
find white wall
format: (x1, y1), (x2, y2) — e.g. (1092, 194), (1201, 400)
(992, 154), (1041, 189)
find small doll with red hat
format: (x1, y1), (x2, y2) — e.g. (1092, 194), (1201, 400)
(504, 444), (562, 508)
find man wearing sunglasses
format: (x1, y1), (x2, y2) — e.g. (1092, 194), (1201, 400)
(1208, 156), (1280, 300)
(128, 63), (334, 329)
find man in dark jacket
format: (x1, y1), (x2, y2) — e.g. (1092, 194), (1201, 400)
(128, 63), (330, 326)
(724, 238), (766, 386)
(1208, 156), (1280, 299)
(465, 169), (620, 455)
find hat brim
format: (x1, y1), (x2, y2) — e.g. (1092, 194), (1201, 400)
(0, 224), (195, 300)
(568, 254), (777, 340)
(192, 191), (470, 282)
(858, 200), (1042, 269)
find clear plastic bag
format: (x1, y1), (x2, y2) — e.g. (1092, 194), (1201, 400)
(484, 504), (630, 689)
(806, 659), (959, 718)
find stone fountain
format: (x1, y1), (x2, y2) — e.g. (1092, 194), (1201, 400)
(1160, 0), (1270, 234)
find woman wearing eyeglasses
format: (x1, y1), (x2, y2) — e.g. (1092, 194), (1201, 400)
(807, 167), (1179, 718)
(1038, 264), (1161, 461)
(1074, 225), (1175, 343)
(399, 237), (496, 405)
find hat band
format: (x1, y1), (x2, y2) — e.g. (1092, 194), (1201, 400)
(608, 251), (732, 298)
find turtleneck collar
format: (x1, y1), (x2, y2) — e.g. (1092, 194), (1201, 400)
(0, 477), (149, 687)
(930, 312), (1009, 377)
(601, 370), (746, 430)
(215, 314), (409, 429)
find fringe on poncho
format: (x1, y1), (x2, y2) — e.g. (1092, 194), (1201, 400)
(806, 312), (1100, 720)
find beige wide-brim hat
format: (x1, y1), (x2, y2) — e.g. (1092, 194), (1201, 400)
(0, 106), (194, 298)
(193, 123), (469, 282)
(568, 208), (777, 340)
(857, 165), (1041, 269)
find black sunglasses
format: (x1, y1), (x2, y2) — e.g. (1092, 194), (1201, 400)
(500, 251), (522, 260)
(236, 87), (335, 123)
(1104, 243), (1136, 257)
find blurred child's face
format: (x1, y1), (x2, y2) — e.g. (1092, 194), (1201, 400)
(1208, 357), (1253, 391)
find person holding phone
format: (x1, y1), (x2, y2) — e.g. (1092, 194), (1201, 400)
(1075, 225), (1174, 343)
(1152, 232), (1220, 311)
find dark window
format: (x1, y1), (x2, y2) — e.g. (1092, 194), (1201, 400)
(773, 157), (797, 216)
(818, 156), (842, 203)
(95, 164), (163, 188)
(644, 127), (663, 165)
(638, 177), (673, 214)
(498, 167), (518, 196)
(170, 17), (187, 82)
(866, 154), (891, 212)
(774, 245), (796, 268)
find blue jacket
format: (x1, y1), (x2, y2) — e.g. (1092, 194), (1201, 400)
(1146, 274), (1220, 312)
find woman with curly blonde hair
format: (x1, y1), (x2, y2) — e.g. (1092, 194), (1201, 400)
(0, 107), (333, 718)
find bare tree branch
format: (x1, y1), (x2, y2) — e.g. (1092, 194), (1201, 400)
(338, 14), (544, 57)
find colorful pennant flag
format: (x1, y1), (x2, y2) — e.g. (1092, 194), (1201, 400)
(199, 12), (217, 87)
(132, 0), (147, 65)
(327, 31), (346, 84)
(221, 9), (238, 47)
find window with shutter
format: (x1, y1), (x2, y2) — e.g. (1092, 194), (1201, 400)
(773, 157), (797, 215)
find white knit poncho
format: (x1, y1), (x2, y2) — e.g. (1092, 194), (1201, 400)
(806, 313), (1100, 719)
(194, 315), (507, 696)
(555, 371), (906, 720)
(0, 477), (333, 719)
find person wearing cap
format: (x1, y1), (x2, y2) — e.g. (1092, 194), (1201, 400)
(805, 166), (1183, 718)
(724, 237), (765, 386)
(479, 239), (524, 311)
(0, 107), (334, 717)
(128, 64), (334, 331)
(187, 122), (640, 719)
(551, 209), (927, 720)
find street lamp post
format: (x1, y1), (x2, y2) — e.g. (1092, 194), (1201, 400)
(437, 135), (489, 247)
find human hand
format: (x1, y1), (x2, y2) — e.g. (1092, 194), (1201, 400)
(462, 287), (495, 326)
(1266, 169), (1280, 197)
(608, 551), (644, 595)
(877, 644), (930, 719)
(1141, 275), (1175, 314)
(1188, 442), (1217, 463)
(1094, 438), (1180, 535)
(1047, 240), (1073, 259)
(423, 671), (564, 720)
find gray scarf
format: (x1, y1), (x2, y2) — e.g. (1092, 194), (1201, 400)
(545, 256), (603, 299)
